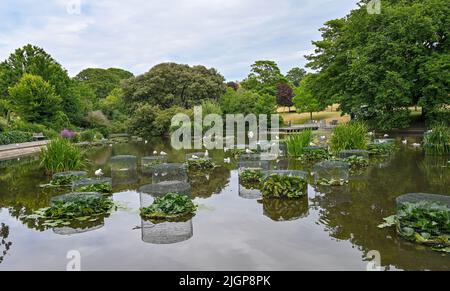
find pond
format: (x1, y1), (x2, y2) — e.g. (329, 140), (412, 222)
(0, 136), (449, 271)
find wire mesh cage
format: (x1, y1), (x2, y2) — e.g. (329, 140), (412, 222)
(141, 156), (168, 174)
(141, 219), (193, 244)
(238, 168), (264, 200)
(139, 181), (192, 203)
(109, 155), (137, 171)
(396, 193), (450, 208)
(53, 222), (104, 236)
(71, 178), (112, 192)
(238, 153), (261, 161)
(338, 150), (370, 160)
(237, 160), (270, 172)
(263, 170), (309, 179)
(185, 152), (209, 161)
(313, 160), (350, 186)
(373, 138), (396, 145)
(151, 163), (188, 184)
(50, 192), (103, 204)
(111, 169), (138, 186)
(52, 171), (87, 180)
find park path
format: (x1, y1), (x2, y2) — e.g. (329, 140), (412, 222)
(0, 140), (49, 161)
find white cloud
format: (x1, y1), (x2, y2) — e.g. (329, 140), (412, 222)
(0, 0), (357, 80)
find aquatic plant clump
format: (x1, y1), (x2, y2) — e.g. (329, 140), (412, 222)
(141, 156), (167, 169)
(25, 193), (116, 227)
(379, 201), (450, 253)
(239, 169), (264, 190)
(50, 171), (87, 186)
(423, 123), (450, 156)
(343, 155), (369, 170)
(286, 130), (312, 157)
(40, 138), (86, 175)
(140, 193), (197, 220)
(72, 178), (113, 194)
(330, 122), (369, 153)
(187, 159), (216, 172)
(261, 174), (308, 199)
(368, 142), (396, 156)
(299, 147), (331, 162)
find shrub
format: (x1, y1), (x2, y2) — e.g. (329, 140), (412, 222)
(140, 193), (197, 220)
(0, 131), (34, 145)
(40, 138), (86, 175)
(79, 129), (104, 142)
(330, 122), (369, 153)
(187, 159), (216, 172)
(286, 130), (312, 157)
(424, 123), (450, 155)
(0, 117), (8, 132)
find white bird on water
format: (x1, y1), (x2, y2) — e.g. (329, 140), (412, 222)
(412, 143), (421, 148)
(245, 149), (253, 154)
(95, 169), (104, 179)
(153, 150), (158, 155)
(205, 150), (209, 159)
(145, 140), (148, 144)
(384, 134), (390, 138)
(160, 151), (168, 156)
(402, 139), (408, 145)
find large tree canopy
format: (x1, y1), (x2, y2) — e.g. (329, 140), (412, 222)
(305, 0), (449, 130)
(241, 60), (286, 96)
(286, 67), (307, 87)
(74, 68), (134, 100)
(122, 63), (226, 109)
(0, 44), (87, 125)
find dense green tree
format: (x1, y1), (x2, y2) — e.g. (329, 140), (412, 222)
(241, 60), (286, 96)
(219, 88), (276, 116)
(122, 63), (226, 109)
(8, 74), (63, 124)
(305, 0), (450, 129)
(293, 75), (326, 121)
(0, 44), (85, 125)
(74, 68), (133, 100)
(286, 67), (307, 87)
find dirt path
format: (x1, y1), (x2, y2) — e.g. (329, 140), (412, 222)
(0, 140), (49, 161)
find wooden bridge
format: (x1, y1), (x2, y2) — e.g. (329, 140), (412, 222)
(278, 123), (321, 135)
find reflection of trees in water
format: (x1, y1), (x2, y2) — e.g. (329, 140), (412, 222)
(0, 223), (12, 264)
(419, 156), (450, 190)
(190, 167), (230, 198)
(261, 197), (309, 222)
(141, 218), (193, 245)
(312, 150), (450, 270)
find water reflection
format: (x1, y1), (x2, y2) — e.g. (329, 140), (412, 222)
(0, 222), (12, 264)
(261, 196), (309, 222)
(190, 167), (230, 199)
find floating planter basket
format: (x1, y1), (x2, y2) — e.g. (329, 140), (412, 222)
(152, 163), (188, 184)
(261, 170), (309, 199)
(300, 146), (330, 163)
(313, 161), (350, 186)
(53, 222), (104, 236)
(51, 171), (87, 186)
(141, 156), (168, 174)
(238, 168), (264, 200)
(50, 192), (103, 204)
(139, 181), (191, 201)
(72, 178), (113, 193)
(237, 160), (270, 171)
(338, 150), (370, 160)
(109, 155), (137, 171)
(396, 193), (450, 208)
(141, 219), (193, 245)
(263, 196), (309, 222)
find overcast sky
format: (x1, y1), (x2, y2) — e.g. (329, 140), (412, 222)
(0, 0), (357, 80)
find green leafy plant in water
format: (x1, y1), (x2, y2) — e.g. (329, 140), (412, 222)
(140, 193), (197, 220)
(40, 138), (86, 175)
(424, 123), (450, 156)
(49, 174), (83, 187)
(187, 159), (216, 172)
(75, 182), (112, 194)
(299, 148), (330, 162)
(379, 201), (450, 253)
(240, 169), (264, 190)
(226, 148), (247, 159)
(24, 196), (116, 227)
(344, 155), (369, 170)
(368, 143), (395, 156)
(330, 122), (369, 153)
(286, 130), (312, 157)
(262, 175), (307, 199)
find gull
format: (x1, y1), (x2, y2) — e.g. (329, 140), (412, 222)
(160, 151), (167, 156)
(412, 143), (421, 148)
(383, 134), (389, 138)
(224, 158), (231, 164)
(368, 132), (375, 136)
(95, 169), (104, 179)
(145, 140), (148, 144)
(248, 131), (255, 139)
(191, 155), (200, 160)
(224, 147), (229, 153)
(320, 136), (327, 140)
(245, 149), (253, 154)
(205, 150), (209, 159)
(402, 139), (408, 145)
(153, 150), (158, 155)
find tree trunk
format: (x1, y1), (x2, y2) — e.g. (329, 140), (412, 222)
(310, 112), (313, 122)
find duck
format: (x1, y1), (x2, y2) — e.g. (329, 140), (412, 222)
(160, 151), (168, 156)
(95, 169), (104, 179)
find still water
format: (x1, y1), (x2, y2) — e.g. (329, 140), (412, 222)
(0, 138), (449, 271)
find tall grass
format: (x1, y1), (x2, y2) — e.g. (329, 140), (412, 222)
(40, 138), (86, 175)
(424, 123), (450, 156)
(286, 130), (312, 157)
(330, 122), (369, 153)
